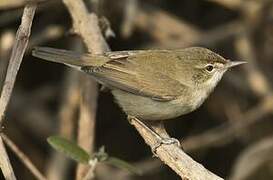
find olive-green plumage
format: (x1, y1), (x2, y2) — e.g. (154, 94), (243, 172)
(32, 47), (245, 120)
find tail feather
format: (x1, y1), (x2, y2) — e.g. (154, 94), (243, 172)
(32, 47), (106, 67)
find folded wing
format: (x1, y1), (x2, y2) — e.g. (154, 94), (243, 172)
(33, 47), (186, 101)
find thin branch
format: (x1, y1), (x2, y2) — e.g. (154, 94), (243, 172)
(62, 0), (109, 54)
(130, 117), (223, 180)
(0, 3), (37, 124)
(61, 0), (109, 179)
(0, 3), (36, 179)
(0, 136), (16, 180)
(1, 134), (47, 180)
(76, 74), (98, 179)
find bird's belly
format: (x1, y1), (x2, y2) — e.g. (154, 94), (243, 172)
(112, 90), (195, 121)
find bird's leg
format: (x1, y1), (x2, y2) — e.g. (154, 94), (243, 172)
(147, 121), (181, 154)
(127, 115), (181, 155)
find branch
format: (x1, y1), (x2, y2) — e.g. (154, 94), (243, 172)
(61, 0), (109, 179)
(130, 117), (223, 180)
(0, 3), (36, 124)
(0, 136), (16, 180)
(0, 3), (36, 179)
(62, 0), (109, 54)
(1, 133), (46, 180)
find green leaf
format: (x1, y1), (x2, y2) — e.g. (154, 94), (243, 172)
(47, 136), (90, 164)
(105, 157), (142, 175)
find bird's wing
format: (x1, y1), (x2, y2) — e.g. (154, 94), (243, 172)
(33, 47), (187, 101)
(83, 51), (187, 101)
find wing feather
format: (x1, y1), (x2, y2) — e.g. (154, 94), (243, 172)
(82, 52), (187, 101)
(33, 47), (187, 101)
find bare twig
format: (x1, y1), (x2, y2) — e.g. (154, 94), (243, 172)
(130, 117), (223, 180)
(76, 74), (98, 179)
(0, 3), (36, 179)
(62, 0), (109, 53)
(0, 3), (37, 123)
(61, 0), (109, 179)
(0, 136), (16, 180)
(1, 134), (47, 180)
(58, 71), (80, 138)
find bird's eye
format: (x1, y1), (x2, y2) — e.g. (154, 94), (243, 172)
(205, 64), (214, 72)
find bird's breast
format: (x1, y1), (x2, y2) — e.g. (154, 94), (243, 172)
(112, 89), (198, 121)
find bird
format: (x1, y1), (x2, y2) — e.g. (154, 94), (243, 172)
(32, 47), (245, 120)
(32, 47), (246, 148)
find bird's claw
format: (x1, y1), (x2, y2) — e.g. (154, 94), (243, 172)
(151, 137), (181, 156)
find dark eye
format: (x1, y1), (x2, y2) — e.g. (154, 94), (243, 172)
(205, 64), (214, 72)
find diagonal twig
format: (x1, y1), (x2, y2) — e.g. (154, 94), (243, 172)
(0, 136), (16, 180)
(0, 3), (37, 124)
(1, 133), (47, 180)
(0, 3), (37, 179)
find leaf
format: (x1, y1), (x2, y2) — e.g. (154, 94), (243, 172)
(47, 136), (90, 164)
(105, 157), (142, 175)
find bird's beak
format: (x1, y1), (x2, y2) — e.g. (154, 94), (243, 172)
(225, 61), (247, 68)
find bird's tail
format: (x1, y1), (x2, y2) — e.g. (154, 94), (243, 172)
(32, 47), (106, 68)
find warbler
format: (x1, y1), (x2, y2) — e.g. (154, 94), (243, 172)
(32, 47), (245, 121)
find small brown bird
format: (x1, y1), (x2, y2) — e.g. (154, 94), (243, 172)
(32, 47), (245, 122)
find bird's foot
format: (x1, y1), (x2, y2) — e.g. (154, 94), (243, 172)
(151, 137), (181, 156)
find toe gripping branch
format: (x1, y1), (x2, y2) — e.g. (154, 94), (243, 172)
(127, 116), (181, 156)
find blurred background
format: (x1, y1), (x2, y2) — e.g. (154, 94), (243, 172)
(1, 0), (273, 179)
